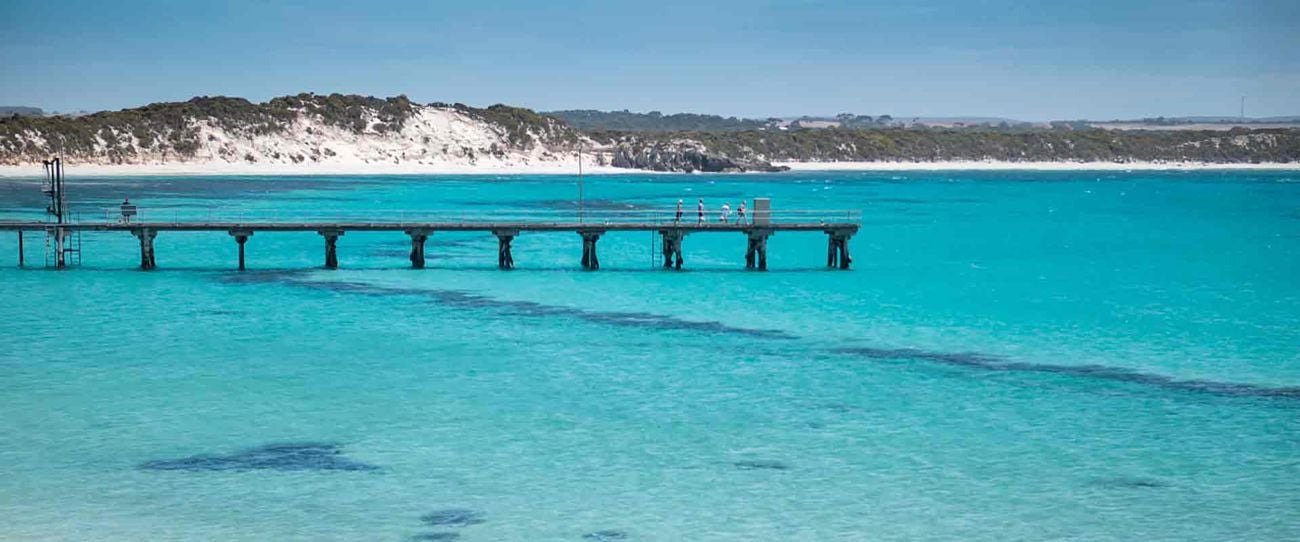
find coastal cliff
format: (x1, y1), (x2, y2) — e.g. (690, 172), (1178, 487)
(3, 94), (1298, 173)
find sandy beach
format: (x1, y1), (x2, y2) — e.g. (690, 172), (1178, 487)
(0, 160), (637, 178)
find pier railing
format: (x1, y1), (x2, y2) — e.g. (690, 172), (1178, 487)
(90, 207), (863, 226)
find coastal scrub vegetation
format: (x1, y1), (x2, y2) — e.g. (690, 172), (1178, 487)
(547, 109), (775, 132)
(0, 96), (293, 163)
(546, 110), (908, 132)
(590, 127), (1300, 165)
(459, 104), (580, 148)
(270, 93), (417, 133)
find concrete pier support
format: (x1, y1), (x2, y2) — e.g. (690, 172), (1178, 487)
(825, 229), (854, 270)
(406, 229), (430, 269)
(53, 227), (66, 269)
(745, 230), (772, 271)
(579, 230), (604, 270)
(318, 229), (343, 269)
(229, 230), (252, 270)
(132, 228), (157, 270)
(494, 230), (517, 269)
(17, 230), (23, 267)
(660, 230), (685, 270)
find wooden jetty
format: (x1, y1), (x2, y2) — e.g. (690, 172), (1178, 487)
(0, 208), (860, 271)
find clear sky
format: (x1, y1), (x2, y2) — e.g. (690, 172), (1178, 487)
(2, 0), (1297, 120)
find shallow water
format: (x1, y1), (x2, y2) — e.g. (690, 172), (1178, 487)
(1, 170), (1297, 541)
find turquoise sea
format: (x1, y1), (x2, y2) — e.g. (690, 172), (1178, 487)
(0, 170), (1297, 541)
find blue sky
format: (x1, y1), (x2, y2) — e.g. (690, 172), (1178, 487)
(1, 0), (1297, 119)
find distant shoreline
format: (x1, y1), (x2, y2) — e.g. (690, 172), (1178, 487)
(776, 161), (1300, 172)
(0, 160), (1297, 177)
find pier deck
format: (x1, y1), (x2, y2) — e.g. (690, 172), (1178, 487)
(0, 221), (852, 233)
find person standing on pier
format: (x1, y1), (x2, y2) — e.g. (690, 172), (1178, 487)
(697, 199), (705, 224)
(676, 199), (684, 222)
(119, 198), (138, 224)
(720, 202), (731, 223)
(738, 200), (747, 224)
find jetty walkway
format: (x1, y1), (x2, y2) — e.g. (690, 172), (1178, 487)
(0, 208), (861, 271)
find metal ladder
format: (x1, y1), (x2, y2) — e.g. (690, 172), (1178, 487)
(66, 228), (82, 266)
(42, 228), (83, 267)
(42, 212), (83, 268)
(649, 229), (660, 269)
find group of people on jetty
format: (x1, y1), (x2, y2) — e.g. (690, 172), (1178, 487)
(675, 199), (747, 224)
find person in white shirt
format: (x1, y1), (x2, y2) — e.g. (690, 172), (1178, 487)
(720, 202), (731, 223)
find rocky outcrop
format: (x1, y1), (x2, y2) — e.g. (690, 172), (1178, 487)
(603, 137), (788, 172)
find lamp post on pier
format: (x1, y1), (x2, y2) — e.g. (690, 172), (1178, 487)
(578, 142), (585, 224)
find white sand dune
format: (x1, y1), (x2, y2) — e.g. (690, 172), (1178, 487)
(0, 103), (636, 177)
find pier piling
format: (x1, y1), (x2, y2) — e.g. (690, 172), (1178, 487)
(660, 230), (685, 270)
(53, 227), (66, 268)
(826, 229), (854, 270)
(579, 231), (603, 270)
(318, 229), (343, 269)
(229, 230), (252, 270)
(132, 228), (157, 270)
(17, 230), (23, 267)
(494, 230), (517, 269)
(745, 230), (771, 271)
(406, 229), (430, 269)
